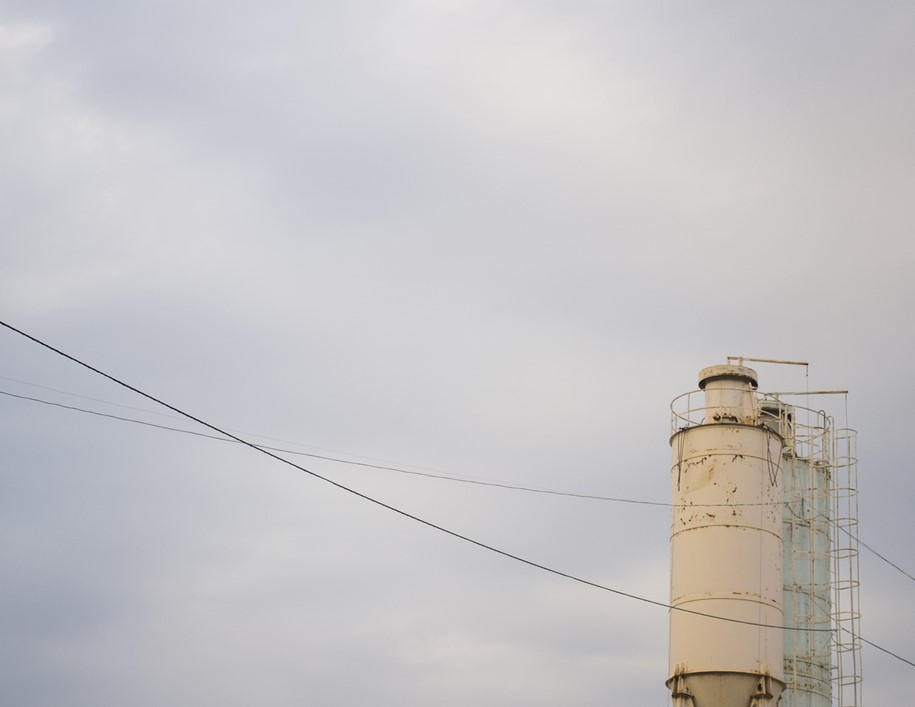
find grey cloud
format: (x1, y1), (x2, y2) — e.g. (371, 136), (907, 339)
(1, 1), (913, 704)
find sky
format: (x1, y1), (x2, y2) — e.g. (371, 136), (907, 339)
(1, 1), (913, 704)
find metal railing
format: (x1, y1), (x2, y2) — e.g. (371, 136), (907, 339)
(669, 387), (763, 434)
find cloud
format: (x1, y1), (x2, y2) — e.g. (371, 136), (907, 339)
(1, 2), (913, 704)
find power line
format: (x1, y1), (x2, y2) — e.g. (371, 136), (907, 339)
(827, 514), (915, 585)
(2, 320), (912, 672)
(1, 388), (668, 501)
(859, 633), (915, 669)
(0, 386), (781, 508)
(856, 536), (915, 584)
(0, 373), (354, 453)
(0, 373), (173, 419)
(4, 385), (915, 587)
(0, 319), (833, 638)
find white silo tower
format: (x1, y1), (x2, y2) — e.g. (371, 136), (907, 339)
(667, 364), (785, 706)
(761, 398), (862, 706)
(760, 398), (833, 707)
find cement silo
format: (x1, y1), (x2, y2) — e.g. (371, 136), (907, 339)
(760, 399), (833, 707)
(668, 364), (785, 706)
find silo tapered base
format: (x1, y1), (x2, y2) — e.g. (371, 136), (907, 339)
(667, 671), (784, 706)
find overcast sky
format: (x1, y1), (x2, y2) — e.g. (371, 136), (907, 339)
(2, 1), (914, 704)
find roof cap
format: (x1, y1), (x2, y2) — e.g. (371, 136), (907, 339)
(698, 364), (758, 390)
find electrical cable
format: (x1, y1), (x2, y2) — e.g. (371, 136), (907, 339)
(0, 373), (174, 419)
(2, 320), (913, 670)
(857, 633), (915, 669)
(0, 387), (783, 509)
(855, 536), (915, 584)
(0, 372), (351, 452)
(819, 510), (915, 585)
(3, 384), (914, 586)
(0, 318), (833, 637)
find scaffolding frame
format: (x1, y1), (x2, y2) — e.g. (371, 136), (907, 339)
(757, 395), (863, 707)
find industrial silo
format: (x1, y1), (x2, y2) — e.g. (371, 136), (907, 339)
(667, 364), (785, 706)
(668, 361), (864, 706)
(761, 399), (833, 707)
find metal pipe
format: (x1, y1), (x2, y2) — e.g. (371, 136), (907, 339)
(727, 356), (810, 367)
(765, 391), (848, 396)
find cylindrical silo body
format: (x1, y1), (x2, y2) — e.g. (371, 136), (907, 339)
(760, 399), (833, 707)
(667, 365), (785, 706)
(781, 455), (832, 706)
